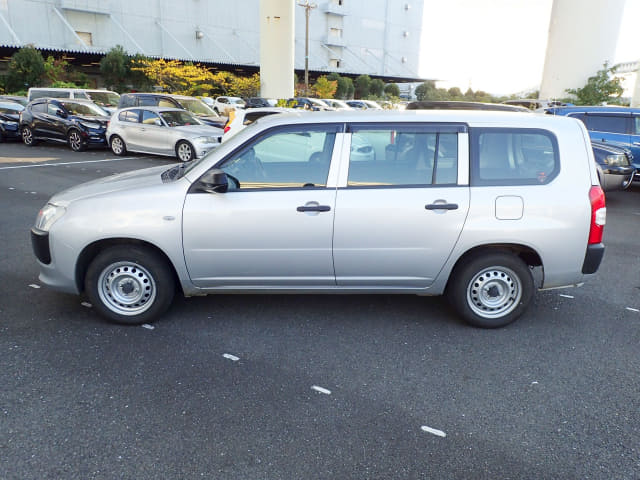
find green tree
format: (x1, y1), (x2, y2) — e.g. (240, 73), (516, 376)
(354, 74), (371, 99)
(414, 80), (438, 101)
(100, 45), (129, 91)
(369, 78), (385, 98)
(566, 63), (624, 105)
(447, 87), (463, 100)
(5, 46), (45, 92)
(384, 83), (400, 98)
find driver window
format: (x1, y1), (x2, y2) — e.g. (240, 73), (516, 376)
(142, 110), (162, 125)
(219, 126), (338, 190)
(47, 103), (59, 115)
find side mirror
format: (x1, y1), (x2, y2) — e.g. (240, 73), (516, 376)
(56, 109), (67, 118)
(197, 169), (228, 193)
(154, 118), (162, 126)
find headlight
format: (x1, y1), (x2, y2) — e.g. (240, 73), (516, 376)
(34, 203), (66, 231)
(193, 136), (219, 144)
(0, 119), (18, 126)
(603, 153), (629, 166)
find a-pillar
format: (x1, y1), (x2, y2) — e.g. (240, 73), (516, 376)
(259, 0), (295, 99)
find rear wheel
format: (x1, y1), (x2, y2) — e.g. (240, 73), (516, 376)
(68, 129), (86, 152)
(22, 126), (37, 146)
(176, 140), (195, 162)
(85, 246), (175, 325)
(446, 251), (534, 328)
(110, 135), (127, 156)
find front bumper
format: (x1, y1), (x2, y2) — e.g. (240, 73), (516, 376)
(0, 122), (20, 140)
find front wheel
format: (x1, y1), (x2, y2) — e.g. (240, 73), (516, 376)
(68, 129), (87, 152)
(176, 140), (195, 162)
(85, 246), (175, 325)
(446, 252), (534, 328)
(22, 126), (37, 146)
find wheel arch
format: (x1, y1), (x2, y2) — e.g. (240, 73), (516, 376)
(75, 238), (183, 295)
(445, 243), (543, 292)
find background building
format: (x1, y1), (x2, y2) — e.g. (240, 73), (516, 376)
(0, 0), (425, 84)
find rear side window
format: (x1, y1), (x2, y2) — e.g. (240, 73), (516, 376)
(471, 128), (559, 185)
(158, 99), (177, 108)
(346, 125), (461, 187)
(586, 114), (629, 134)
(118, 110), (140, 123)
(31, 102), (47, 113)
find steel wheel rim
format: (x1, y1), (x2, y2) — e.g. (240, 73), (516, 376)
(69, 131), (82, 151)
(177, 143), (192, 161)
(22, 128), (32, 144)
(112, 137), (123, 154)
(466, 266), (522, 319)
(97, 261), (157, 316)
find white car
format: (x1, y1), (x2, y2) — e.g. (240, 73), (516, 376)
(222, 107), (298, 142)
(213, 96), (246, 115)
(322, 99), (354, 110)
(106, 107), (223, 162)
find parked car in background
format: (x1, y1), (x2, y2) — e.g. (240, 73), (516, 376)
(222, 107), (298, 141)
(245, 97), (277, 108)
(0, 95), (28, 106)
(31, 110), (605, 328)
(117, 93), (226, 128)
(502, 99), (569, 111)
(84, 89), (121, 114)
(545, 106), (640, 180)
(106, 106), (223, 162)
(0, 101), (24, 141)
(213, 96), (245, 115)
(289, 97), (333, 111)
(20, 98), (109, 151)
(322, 99), (354, 110)
(407, 101), (530, 112)
(591, 140), (634, 191)
(346, 100), (384, 110)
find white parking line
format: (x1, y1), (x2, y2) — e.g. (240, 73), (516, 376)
(0, 157), (140, 170)
(311, 385), (332, 395)
(421, 425), (447, 437)
(558, 294), (574, 299)
(222, 353), (240, 362)
(626, 307), (639, 313)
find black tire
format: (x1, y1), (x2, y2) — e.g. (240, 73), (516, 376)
(68, 129), (87, 152)
(21, 126), (37, 146)
(175, 140), (195, 162)
(110, 135), (127, 156)
(85, 246), (175, 325)
(446, 251), (534, 328)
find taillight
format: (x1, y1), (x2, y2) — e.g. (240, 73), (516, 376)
(224, 125), (230, 134)
(588, 185), (606, 244)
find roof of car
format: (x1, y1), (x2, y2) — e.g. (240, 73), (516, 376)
(118, 106), (186, 112)
(0, 101), (24, 109)
(546, 105), (640, 114)
(407, 101), (530, 112)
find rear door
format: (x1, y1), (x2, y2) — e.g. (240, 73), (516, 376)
(332, 123), (470, 288)
(584, 112), (631, 145)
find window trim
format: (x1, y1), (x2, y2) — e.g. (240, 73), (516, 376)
(470, 127), (560, 186)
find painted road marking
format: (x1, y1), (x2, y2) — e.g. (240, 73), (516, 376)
(0, 157), (141, 170)
(223, 353), (240, 362)
(558, 294), (574, 299)
(311, 385), (332, 395)
(626, 307), (639, 313)
(421, 426), (446, 437)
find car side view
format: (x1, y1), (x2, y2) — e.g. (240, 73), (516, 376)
(106, 106), (223, 162)
(31, 110), (606, 329)
(19, 98), (110, 151)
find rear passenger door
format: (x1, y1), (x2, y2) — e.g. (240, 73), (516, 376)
(332, 123), (470, 288)
(584, 112), (631, 145)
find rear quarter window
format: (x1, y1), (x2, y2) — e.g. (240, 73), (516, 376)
(470, 128), (559, 186)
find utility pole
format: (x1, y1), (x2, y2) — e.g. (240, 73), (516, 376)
(297, 0), (316, 94)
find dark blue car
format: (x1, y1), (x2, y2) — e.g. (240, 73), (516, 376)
(545, 105), (640, 180)
(0, 101), (23, 142)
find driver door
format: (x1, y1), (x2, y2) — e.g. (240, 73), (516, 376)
(182, 124), (342, 288)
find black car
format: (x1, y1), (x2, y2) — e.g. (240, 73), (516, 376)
(19, 98), (110, 151)
(0, 101), (24, 142)
(245, 97), (276, 108)
(0, 95), (28, 107)
(591, 141), (635, 191)
(118, 93), (226, 128)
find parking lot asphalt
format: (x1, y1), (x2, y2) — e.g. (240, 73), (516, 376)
(1, 142), (639, 479)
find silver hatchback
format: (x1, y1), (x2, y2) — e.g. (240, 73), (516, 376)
(32, 110), (606, 328)
(106, 106), (222, 162)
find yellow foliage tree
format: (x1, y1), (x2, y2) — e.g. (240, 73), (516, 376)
(312, 76), (337, 99)
(229, 74), (260, 98)
(130, 59), (215, 95)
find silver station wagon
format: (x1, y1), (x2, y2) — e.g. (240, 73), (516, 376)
(31, 110), (606, 328)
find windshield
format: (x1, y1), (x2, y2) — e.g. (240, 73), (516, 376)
(61, 101), (108, 117)
(178, 97), (219, 117)
(0, 103), (23, 114)
(230, 98), (246, 106)
(159, 110), (202, 127)
(87, 91), (120, 107)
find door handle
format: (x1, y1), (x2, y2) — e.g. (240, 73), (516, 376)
(425, 203), (458, 210)
(297, 205), (331, 212)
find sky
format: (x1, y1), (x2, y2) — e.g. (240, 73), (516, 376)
(419, 0), (640, 95)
